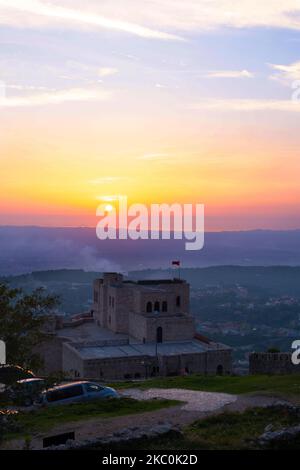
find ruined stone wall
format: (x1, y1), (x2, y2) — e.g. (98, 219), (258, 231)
(249, 352), (300, 375)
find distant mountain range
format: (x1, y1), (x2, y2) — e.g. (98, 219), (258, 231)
(0, 226), (300, 276)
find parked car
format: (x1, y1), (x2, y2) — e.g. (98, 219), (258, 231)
(38, 381), (119, 406)
(0, 365), (35, 386)
(9, 377), (46, 406)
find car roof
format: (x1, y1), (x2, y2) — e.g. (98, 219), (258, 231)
(46, 381), (91, 392)
(17, 378), (44, 384)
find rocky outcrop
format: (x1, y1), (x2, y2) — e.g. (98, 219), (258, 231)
(258, 424), (300, 447)
(257, 404), (300, 448)
(42, 423), (182, 450)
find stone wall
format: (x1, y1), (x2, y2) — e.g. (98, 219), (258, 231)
(83, 355), (154, 381)
(145, 315), (195, 343)
(61, 345), (232, 381)
(250, 352), (300, 375)
(128, 312), (147, 342)
(111, 286), (134, 334)
(62, 343), (85, 378)
(135, 285), (189, 316)
(93, 274), (190, 338)
(158, 349), (232, 377)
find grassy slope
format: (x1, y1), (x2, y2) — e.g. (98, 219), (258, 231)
(4, 398), (179, 441)
(114, 406), (300, 450)
(111, 374), (300, 398)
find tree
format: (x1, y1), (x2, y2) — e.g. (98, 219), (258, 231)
(0, 283), (59, 371)
(267, 347), (280, 353)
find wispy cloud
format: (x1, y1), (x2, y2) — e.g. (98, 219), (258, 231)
(202, 70), (254, 79)
(0, 87), (112, 107)
(190, 98), (300, 112)
(7, 84), (57, 91)
(1, 1), (300, 34)
(268, 60), (300, 85)
(0, 0), (183, 40)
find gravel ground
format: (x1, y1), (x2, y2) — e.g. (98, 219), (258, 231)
(121, 388), (237, 411)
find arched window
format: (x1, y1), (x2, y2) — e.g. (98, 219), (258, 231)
(154, 301), (160, 312)
(146, 301), (152, 313)
(176, 295), (181, 307)
(156, 326), (163, 343)
(162, 301), (168, 312)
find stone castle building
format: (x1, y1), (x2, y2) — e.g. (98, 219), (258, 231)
(40, 273), (232, 380)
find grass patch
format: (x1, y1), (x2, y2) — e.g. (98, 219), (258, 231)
(186, 407), (298, 450)
(3, 397), (179, 441)
(111, 374), (300, 398)
(114, 406), (300, 450)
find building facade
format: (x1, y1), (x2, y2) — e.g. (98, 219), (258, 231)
(40, 273), (232, 380)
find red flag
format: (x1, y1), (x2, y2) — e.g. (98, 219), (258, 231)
(172, 260), (180, 266)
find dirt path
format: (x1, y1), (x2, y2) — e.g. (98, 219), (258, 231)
(1, 390), (290, 450)
(122, 388), (237, 411)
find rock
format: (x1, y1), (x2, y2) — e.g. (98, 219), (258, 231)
(42, 423), (181, 450)
(258, 424), (300, 447)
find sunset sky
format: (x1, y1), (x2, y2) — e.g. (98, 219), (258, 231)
(1, 1), (300, 230)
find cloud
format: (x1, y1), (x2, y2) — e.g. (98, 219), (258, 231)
(98, 67), (119, 77)
(190, 98), (300, 112)
(268, 61), (300, 84)
(202, 70), (254, 79)
(0, 0), (183, 40)
(1, 1), (300, 36)
(7, 84), (57, 91)
(0, 86), (112, 107)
